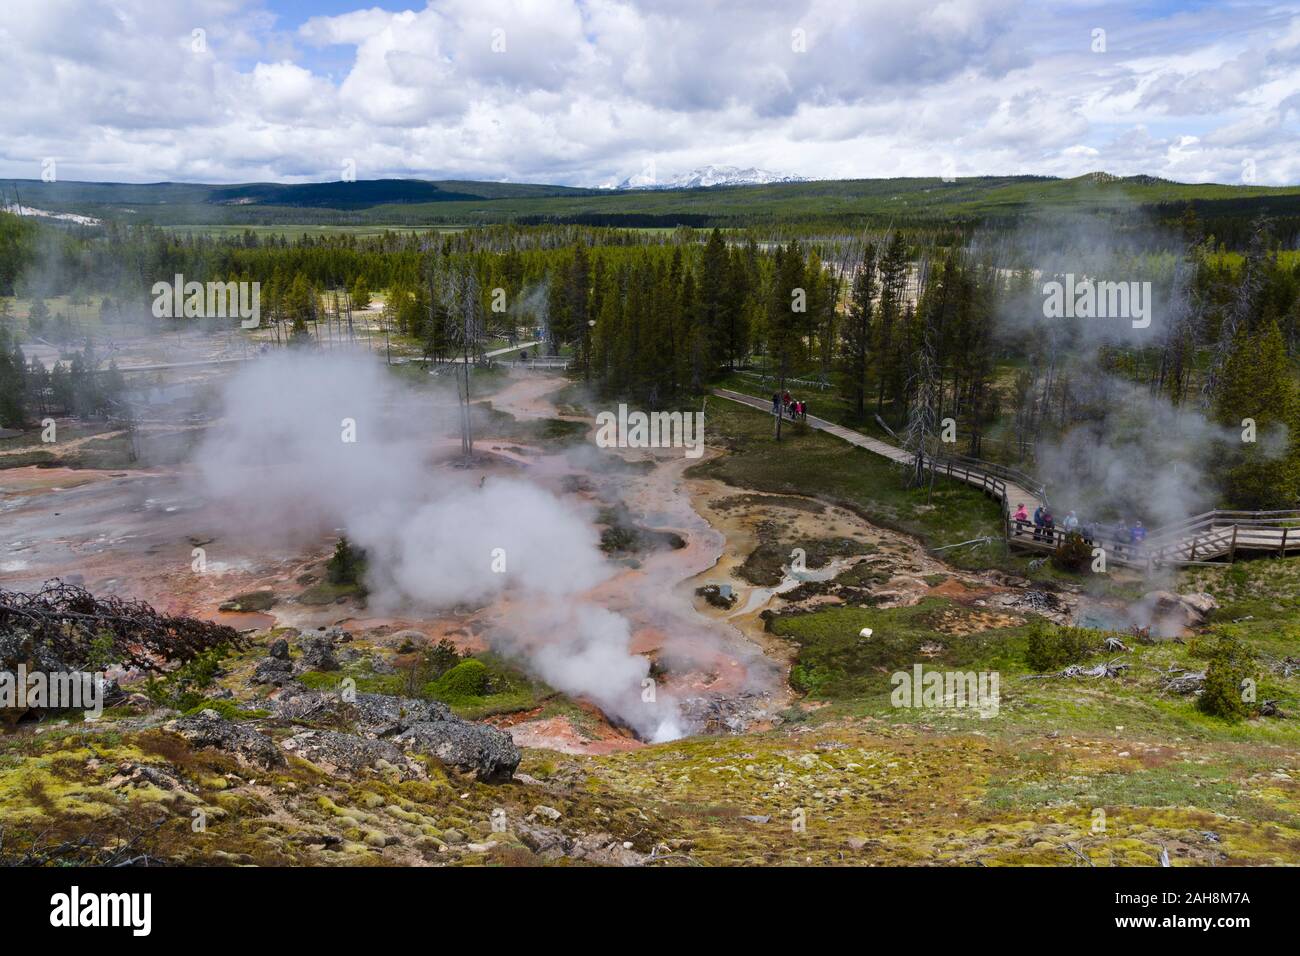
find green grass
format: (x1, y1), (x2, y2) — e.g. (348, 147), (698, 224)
(691, 399), (1008, 571)
(297, 580), (366, 606)
(0, 420), (170, 471)
(423, 654), (553, 720)
(297, 652), (552, 721)
(772, 598), (1031, 700)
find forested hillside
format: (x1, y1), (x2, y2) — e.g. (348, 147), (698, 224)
(7, 174), (1300, 244)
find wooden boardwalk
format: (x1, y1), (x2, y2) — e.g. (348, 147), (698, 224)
(712, 388), (1300, 571)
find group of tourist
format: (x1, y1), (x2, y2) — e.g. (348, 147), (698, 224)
(1012, 503), (1148, 555)
(771, 390), (809, 422)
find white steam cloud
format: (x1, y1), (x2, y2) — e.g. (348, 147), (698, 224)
(193, 350), (683, 741)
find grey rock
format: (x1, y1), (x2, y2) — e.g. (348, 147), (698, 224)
(168, 709), (285, 768)
(252, 656), (294, 687)
(517, 821), (571, 857)
(374, 628), (430, 650)
(296, 634), (340, 672)
(274, 689), (518, 783)
(394, 719), (520, 784)
(274, 689), (446, 735)
(280, 729), (423, 780)
(268, 638), (291, 661)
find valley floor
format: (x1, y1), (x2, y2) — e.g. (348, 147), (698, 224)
(2, 366), (1298, 866)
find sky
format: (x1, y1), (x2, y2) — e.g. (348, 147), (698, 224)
(0, 0), (1297, 187)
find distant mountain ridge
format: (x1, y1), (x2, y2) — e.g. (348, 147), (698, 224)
(3, 172), (1297, 239)
(615, 164), (808, 190)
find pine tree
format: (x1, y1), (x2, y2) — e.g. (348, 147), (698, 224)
(0, 323), (27, 427)
(838, 244), (877, 421)
(699, 228), (728, 370)
(1214, 319), (1300, 508)
(28, 296), (48, 335)
(874, 232), (908, 413)
(768, 241), (805, 440)
(349, 275), (371, 311)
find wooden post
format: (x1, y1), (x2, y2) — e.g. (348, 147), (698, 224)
(1189, 534), (1197, 562)
(1229, 525), (1238, 562)
(1280, 526), (1288, 558)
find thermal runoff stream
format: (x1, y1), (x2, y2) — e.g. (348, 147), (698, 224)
(1, 346), (1159, 754)
(1, 348), (792, 750)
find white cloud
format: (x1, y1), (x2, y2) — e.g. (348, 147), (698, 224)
(0, 0), (1296, 186)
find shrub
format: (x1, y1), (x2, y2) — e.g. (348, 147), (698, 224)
(427, 638), (462, 677)
(326, 537), (367, 586)
(1024, 618), (1096, 672)
(1051, 531), (1093, 572)
(1197, 634), (1254, 721)
(145, 647), (227, 711)
(182, 698), (267, 720)
(429, 659), (489, 703)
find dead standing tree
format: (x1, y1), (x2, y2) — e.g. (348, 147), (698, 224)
(902, 257), (939, 500)
(1201, 215), (1269, 409)
(445, 267), (486, 462)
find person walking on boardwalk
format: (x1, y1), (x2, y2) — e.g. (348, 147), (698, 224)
(772, 392), (780, 416)
(1130, 520), (1147, 554)
(1013, 503), (1029, 535)
(1032, 504), (1045, 540)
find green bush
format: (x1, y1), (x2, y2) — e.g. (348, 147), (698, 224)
(326, 537), (367, 586)
(428, 659), (489, 703)
(181, 698), (268, 720)
(1051, 531), (1093, 572)
(426, 638), (462, 677)
(145, 648), (227, 711)
(1197, 634), (1254, 721)
(1024, 619), (1096, 672)
(396, 638), (464, 696)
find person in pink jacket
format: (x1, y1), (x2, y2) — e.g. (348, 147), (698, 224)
(1012, 503), (1029, 535)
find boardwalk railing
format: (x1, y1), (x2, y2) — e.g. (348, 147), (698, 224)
(510, 357), (571, 371)
(912, 451), (1011, 508)
(1009, 510), (1300, 569)
(713, 386), (1300, 570)
(922, 449), (1048, 506)
(732, 370), (833, 391)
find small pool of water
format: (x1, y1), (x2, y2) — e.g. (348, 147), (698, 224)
(1073, 599), (1134, 632)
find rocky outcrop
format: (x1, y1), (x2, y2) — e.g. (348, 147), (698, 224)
(273, 689), (520, 783)
(296, 633), (340, 672)
(252, 655), (294, 686)
(1138, 591), (1219, 636)
(168, 709), (285, 768)
(273, 689), (442, 732)
(393, 719), (520, 784)
(281, 729), (423, 780)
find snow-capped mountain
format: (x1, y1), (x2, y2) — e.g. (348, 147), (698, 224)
(615, 164), (807, 190)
